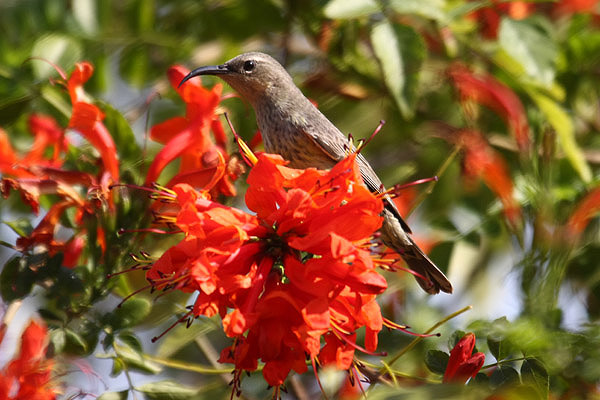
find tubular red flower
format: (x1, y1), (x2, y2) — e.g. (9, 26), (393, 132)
(443, 333), (485, 384)
(458, 130), (521, 226)
(25, 115), (67, 165)
(145, 65), (239, 197)
(567, 186), (600, 236)
(68, 102), (120, 182)
(449, 64), (531, 152)
(0, 115), (67, 179)
(0, 319), (58, 400)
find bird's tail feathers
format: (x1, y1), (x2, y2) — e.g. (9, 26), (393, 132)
(402, 239), (453, 294)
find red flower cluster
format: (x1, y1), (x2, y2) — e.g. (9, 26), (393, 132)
(0, 115), (67, 179)
(145, 152), (388, 386)
(467, 0), (598, 39)
(0, 319), (57, 400)
(145, 66), (242, 198)
(0, 62), (115, 267)
(443, 333), (485, 384)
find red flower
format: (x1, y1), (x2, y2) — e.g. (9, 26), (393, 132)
(144, 152), (389, 387)
(0, 319), (57, 400)
(145, 65), (240, 197)
(449, 64), (531, 153)
(67, 62), (119, 182)
(467, 1), (534, 39)
(443, 333), (485, 384)
(567, 186), (600, 236)
(457, 130), (522, 226)
(1, 62), (118, 268)
(0, 115), (67, 178)
(554, 0), (599, 15)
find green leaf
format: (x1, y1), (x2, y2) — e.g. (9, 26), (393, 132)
(134, 0), (155, 32)
(529, 91), (592, 182)
(490, 365), (520, 388)
(425, 350), (449, 375)
(50, 329), (66, 353)
(135, 380), (198, 400)
(0, 91), (33, 126)
(389, 0), (446, 22)
(41, 85), (72, 118)
(115, 342), (162, 374)
(487, 335), (516, 361)
(371, 21), (425, 119)
(1, 257), (34, 301)
(498, 18), (557, 87)
(30, 33), (83, 80)
(97, 391), (128, 400)
(72, 0), (99, 34)
(64, 328), (89, 355)
(447, 0), (490, 20)
(3, 219), (33, 237)
(119, 44), (150, 88)
(521, 358), (549, 399)
(108, 297), (152, 330)
(448, 330), (467, 349)
(110, 357), (125, 377)
(323, 0), (379, 19)
(118, 331), (143, 353)
(99, 101), (142, 161)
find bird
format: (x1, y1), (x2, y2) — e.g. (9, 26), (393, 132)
(179, 52), (452, 294)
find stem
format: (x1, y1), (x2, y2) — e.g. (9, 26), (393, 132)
(409, 145), (460, 215)
(481, 356), (528, 370)
(383, 305), (473, 370)
(288, 375), (310, 400)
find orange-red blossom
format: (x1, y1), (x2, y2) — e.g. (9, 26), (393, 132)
(0, 319), (57, 400)
(443, 332), (485, 384)
(145, 65), (240, 198)
(1, 61), (115, 267)
(146, 152), (389, 386)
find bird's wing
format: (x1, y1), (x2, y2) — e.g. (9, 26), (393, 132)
(300, 125), (412, 233)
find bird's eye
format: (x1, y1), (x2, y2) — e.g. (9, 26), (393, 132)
(243, 60), (255, 72)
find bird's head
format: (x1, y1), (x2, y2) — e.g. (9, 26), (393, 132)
(179, 52), (294, 105)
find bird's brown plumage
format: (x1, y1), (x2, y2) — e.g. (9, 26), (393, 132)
(180, 52), (452, 294)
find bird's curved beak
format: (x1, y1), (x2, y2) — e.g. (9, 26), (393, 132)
(178, 64), (230, 87)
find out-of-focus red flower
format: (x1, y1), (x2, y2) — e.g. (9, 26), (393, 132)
(145, 65), (240, 197)
(67, 62), (119, 182)
(554, 0), (599, 15)
(0, 319), (57, 400)
(443, 333), (485, 384)
(0, 128), (18, 173)
(144, 152), (390, 387)
(468, 0), (534, 39)
(1, 176), (84, 215)
(449, 64), (531, 153)
(0, 115), (67, 178)
(1, 62), (118, 268)
(456, 130), (522, 226)
(567, 186), (600, 236)
(0, 175), (105, 268)
(338, 376), (362, 400)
